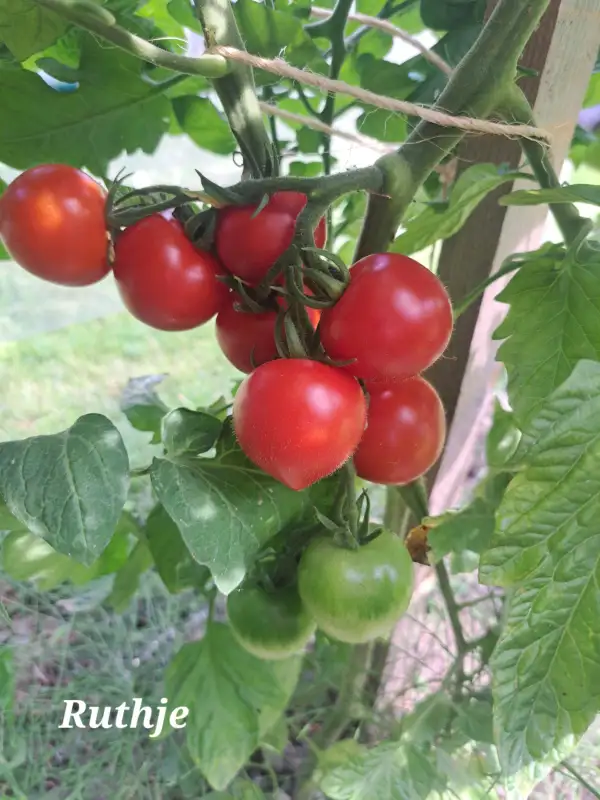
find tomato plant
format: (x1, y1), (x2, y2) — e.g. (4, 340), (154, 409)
(320, 253), (453, 381)
(226, 582), (316, 660)
(355, 376), (446, 485)
(232, 358), (366, 490)
(113, 215), (229, 331)
(1, 0), (598, 798)
(215, 191), (327, 285)
(298, 531), (414, 644)
(0, 164), (108, 286)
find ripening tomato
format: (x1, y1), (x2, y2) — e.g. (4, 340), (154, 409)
(113, 215), (229, 331)
(227, 582), (316, 660)
(233, 359), (366, 490)
(0, 164), (108, 286)
(215, 191), (327, 285)
(216, 293), (320, 373)
(355, 376), (446, 484)
(298, 531), (414, 643)
(320, 253), (453, 381)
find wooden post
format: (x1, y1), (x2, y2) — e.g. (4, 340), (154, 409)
(427, 0), (600, 514)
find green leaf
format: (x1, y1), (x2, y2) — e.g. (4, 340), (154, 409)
(206, 780), (266, 800)
(392, 165), (529, 255)
(162, 408), (222, 458)
(2, 512), (134, 590)
(0, 415), (129, 566)
(234, 0), (326, 72)
(121, 374), (168, 444)
(172, 96), (237, 154)
(453, 699), (494, 745)
(0, 0), (67, 61)
(165, 623), (301, 790)
(420, 0), (486, 30)
(107, 539), (153, 612)
(289, 161), (322, 177)
(400, 694), (454, 745)
(319, 741), (445, 800)
(164, 0), (201, 32)
(493, 242), (600, 424)
(357, 109), (406, 143)
(501, 184), (600, 206)
(150, 425), (305, 593)
(485, 399), (521, 470)
(0, 35), (175, 174)
(145, 503), (210, 594)
(0, 648), (13, 714)
(479, 359), (600, 789)
(356, 54), (419, 100)
(426, 472), (511, 562)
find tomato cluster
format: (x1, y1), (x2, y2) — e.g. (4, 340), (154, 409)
(1, 165), (450, 491)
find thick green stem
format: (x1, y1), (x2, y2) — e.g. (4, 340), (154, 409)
(195, 0), (277, 178)
(355, 0), (551, 258)
(500, 86), (589, 246)
(35, 0), (230, 77)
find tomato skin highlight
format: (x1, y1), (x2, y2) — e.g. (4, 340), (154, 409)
(227, 583), (316, 660)
(0, 164), (108, 286)
(320, 253), (453, 381)
(298, 531), (414, 644)
(215, 191), (327, 286)
(216, 293), (320, 374)
(355, 376), (446, 485)
(232, 359), (367, 491)
(113, 215), (229, 331)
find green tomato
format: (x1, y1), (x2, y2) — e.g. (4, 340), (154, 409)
(227, 582), (316, 660)
(298, 531), (413, 644)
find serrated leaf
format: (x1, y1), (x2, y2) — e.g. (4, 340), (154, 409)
(319, 741), (445, 800)
(145, 503), (210, 594)
(454, 699), (494, 744)
(427, 472), (511, 562)
(234, 0), (326, 73)
(0, 34), (175, 174)
(150, 428), (305, 593)
(0, 0), (67, 61)
(121, 374), (168, 444)
(479, 359), (600, 788)
(165, 623), (300, 790)
(107, 539), (153, 612)
(392, 165), (529, 255)
(501, 184), (600, 206)
(494, 243), (600, 424)
(172, 96), (237, 154)
(0, 415), (129, 566)
(162, 408), (222, 457)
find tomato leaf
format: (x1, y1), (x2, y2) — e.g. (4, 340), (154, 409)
(234, 0), (326, 74)
(494, 242), (600, 424)
(205, 782), (266, 800)
(0, 34), (175, 174)
(318, 741), (445, 799)
(0, 414), (130, 566)
(106, 538), (153, 612)
(150, 425), (305, 593)
(172, 96), (237, 154)
(485, 399), (521, 470)
(391, 164), (530, 255)
(420, 0), (486, 30)
(161, 408), (222, 458)
(2, 513), (135, 590)
(0, 0), (68, 61)
(501, 184), (600, 206)
(479, 359), (600, 791)
(165, 623), (301, 790)
(425, 472), (511, 562)
(121, 374), (169, 444)
(166, 0), (202, 32)
(144, 503), (211, 594)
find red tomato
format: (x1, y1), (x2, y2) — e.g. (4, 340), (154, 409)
(216, 292), (320, 373)
(320, 253), (453, 381)
(0, 164), (108, 286)
(233, 359), (366, 490)
(354, 376), (446, 484)
(113, 215), (228, 331)
(215, 192), (327, 286)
